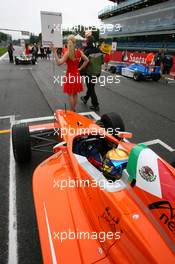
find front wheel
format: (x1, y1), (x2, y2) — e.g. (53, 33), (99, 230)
(110, 66), (116, 74)
(15, 59), (19, 65)
(97, 112), (125, 139)
(152, 74), (161, 81)
(133, 71), (142, 81)
(12, 123), (31, 163)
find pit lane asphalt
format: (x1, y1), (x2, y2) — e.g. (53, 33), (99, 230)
(0, 51), (175, 264)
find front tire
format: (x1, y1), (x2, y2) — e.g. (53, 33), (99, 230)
(133, 71), (142, 81)
(15, 59), (19, 65)
(152, 74), (161, 81)
(12, 123), (31, 163)
(110, 66), (116, 74)
(98, 112), (125, 138)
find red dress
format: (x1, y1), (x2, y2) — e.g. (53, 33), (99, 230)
(25, 47), (30, 55)
(104, 53), (110, 63)
(64, 49), (83, 94)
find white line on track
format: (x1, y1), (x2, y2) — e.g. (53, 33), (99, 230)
(20, 67), (33, 70)
(14, 112), (101, 125)
(15, 115), (55, 124)
(168, 81), (175, 84)
(0, 115), (15, 120)
(8, 115), (18, 264)
(1, 58), (9, 61)
(142, 139), (175, 152)
(0, 52), (8, 61)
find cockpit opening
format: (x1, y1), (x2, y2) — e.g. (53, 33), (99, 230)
(73, 135), (128, 181)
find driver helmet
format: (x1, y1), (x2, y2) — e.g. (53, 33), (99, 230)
(102, 148), (128, 178)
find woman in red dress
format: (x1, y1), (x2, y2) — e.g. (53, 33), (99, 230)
(25, 44), (30, 55)
(53, 35), (89, 112)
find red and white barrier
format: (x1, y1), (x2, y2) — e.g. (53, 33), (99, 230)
(110, 51), (175, 74)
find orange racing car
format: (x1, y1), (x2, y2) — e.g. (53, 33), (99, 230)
(12, 110), (175, 263)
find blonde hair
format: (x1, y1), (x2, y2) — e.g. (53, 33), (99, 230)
(67, 35), (76, 60)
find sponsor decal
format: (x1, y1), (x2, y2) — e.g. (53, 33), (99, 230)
(139, 166), (157, 182)
(149, 201), (175, 234)
(98, 207), (121, 233)
(129, 54), (146, 64)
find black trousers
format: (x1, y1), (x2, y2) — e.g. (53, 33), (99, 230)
(84, 76), (99, 107)
(8, 52), (13, 63)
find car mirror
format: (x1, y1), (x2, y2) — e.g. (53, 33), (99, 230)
(117, 132), (133, 139)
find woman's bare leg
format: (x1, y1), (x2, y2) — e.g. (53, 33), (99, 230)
(73, 94), (78, 112)
(68, 94), (78, 112)
(68, 94), (75, 111)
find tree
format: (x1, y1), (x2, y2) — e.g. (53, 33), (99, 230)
(62, 25), (100, 42)
(63, 30), (74, 36)
(29, 33), (39, 44)
(0, 32), (8, 42)
(12, 39), (20, 46)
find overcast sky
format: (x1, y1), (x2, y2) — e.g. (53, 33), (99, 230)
(0, 0), (111, 39)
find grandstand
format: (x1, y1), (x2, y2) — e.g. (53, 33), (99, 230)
(98, 0), (175, 52)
